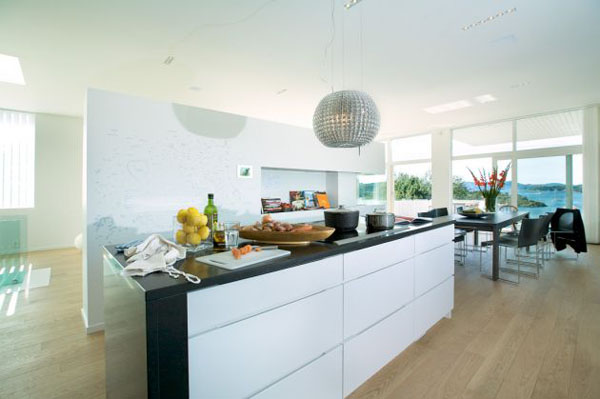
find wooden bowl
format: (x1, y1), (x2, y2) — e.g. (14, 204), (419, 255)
(239, 224), (335, 245)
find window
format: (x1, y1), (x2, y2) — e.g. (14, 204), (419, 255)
(451, 108), (583, 216)
(516, 110), (583, 151)
(0, 110), (35, 209)
(357, 174), (387, 205)
(452, 121), (512, 157)
(389, 134), (432, 216)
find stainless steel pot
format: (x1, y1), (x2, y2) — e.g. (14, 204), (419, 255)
(324, 205), (360, 232)
(364, 210), (396, 231)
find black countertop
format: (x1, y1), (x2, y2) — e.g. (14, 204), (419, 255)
(104, 216), (455, 301)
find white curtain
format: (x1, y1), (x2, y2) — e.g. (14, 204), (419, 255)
(0, 110), (35, 209)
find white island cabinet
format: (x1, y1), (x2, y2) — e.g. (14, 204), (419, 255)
(186, 224), (454, 398)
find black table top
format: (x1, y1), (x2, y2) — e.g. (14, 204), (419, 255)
(453, 210), (529, 229)
(104, 216), (455, 301)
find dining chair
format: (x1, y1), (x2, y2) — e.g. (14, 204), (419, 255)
(480, 217), (544, 283)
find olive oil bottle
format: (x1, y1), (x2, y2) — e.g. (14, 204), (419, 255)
(204, 193), (218, 243)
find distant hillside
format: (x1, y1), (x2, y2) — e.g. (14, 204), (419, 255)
(464, 181), (582, 193)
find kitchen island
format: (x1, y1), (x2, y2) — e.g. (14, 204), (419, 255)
(104, 216), (455, 399)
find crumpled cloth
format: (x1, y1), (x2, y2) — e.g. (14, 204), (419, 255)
(122, 234), (186, 277)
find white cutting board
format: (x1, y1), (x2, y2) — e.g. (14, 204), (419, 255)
(196, 249), (291, 270)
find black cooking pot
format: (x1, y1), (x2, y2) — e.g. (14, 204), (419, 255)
(365, 211), (396, 231)
(324, 206), (359, 232)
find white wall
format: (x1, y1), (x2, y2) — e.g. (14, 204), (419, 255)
(431, 129), (452, 210)
(0, 112), (83, 252)
(83, 88), (385, 331)
(583, 105), (600, 243)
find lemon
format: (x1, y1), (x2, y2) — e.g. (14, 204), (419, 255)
(175, 229), (187, 245)
(188, 213), (207, 227)
(187, 207), (200, 216)
(187, 232), (202, 246)
(176, 209), (188, 224)
(183, 224), (196, 234)
(198, 225), (210, 240)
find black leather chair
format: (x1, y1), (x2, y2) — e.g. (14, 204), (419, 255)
(550, 208), (587, 254)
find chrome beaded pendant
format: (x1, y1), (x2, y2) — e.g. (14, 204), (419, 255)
(312, 90), (380, 148)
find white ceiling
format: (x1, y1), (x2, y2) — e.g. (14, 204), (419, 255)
(0, 0), (599, 140)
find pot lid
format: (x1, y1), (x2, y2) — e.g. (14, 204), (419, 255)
(325, 205), (359, 214)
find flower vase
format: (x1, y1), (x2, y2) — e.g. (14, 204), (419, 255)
(484, 195), (497, 213)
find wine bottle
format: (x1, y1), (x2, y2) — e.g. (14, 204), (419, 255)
(204, 193), (218, 242)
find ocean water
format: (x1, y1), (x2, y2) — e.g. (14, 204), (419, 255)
(513, 188), (582, 218)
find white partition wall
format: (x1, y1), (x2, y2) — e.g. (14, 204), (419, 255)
(583, 105), (600, 243)
(83, 88), (385, 332)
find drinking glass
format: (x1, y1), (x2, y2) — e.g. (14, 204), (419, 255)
(214, 221), (240, 249)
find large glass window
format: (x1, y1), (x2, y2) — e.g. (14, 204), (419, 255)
(517, 156), (567, 217)
(450, 108), (583, 216)
(516, 110), (583, 151)
(357, 174), (387, 205)
(452, 158), (491, 211)
(452, 121), (512, 157)
(0, 110), (35, 209)
(393, 163), (431, 216)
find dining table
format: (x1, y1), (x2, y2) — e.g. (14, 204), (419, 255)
(454, 210), (530, 280)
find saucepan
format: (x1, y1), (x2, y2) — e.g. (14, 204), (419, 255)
(364, 210), (396, 231)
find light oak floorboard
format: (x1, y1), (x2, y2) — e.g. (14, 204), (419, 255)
(350, 245), (600, 399)
(0, 249), (105, 399)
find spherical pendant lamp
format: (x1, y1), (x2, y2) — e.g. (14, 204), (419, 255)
(312, 90), (380, 148)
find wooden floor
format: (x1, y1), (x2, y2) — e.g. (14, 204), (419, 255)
(0, 249), (105, 399)
(0, 245), (598, 399)
(350, 245), (600, 399)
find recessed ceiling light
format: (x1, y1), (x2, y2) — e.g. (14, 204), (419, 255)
(424, 100), (473, 114)
(0, 53), (25, 85)
(344, 0), (364, 9)
(462, 7), (517, 31)
(474, 94), (497, 104)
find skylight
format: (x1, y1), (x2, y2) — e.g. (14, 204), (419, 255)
(0, 53), (25, 85)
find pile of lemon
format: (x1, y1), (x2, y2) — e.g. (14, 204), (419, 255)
(175, 207), (210, 246)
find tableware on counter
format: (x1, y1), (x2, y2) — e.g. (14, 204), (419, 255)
(213, 221), (240, 249)
(364, 210), (396, 231)
(324, 205), (360, 232)
(238, 224), (335, 245)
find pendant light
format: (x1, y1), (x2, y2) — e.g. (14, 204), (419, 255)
(312, 0), (380, 148)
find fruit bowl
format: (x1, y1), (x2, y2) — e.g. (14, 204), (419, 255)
(458, 210), (494, 219)
(173, 208), (212, 252)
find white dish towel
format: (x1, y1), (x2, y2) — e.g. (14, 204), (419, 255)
(122, 234), (200, 283)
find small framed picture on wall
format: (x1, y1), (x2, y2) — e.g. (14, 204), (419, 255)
(237, 165), (253, 179)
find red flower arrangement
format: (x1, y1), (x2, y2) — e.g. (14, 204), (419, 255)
(467, 163), (511, 212)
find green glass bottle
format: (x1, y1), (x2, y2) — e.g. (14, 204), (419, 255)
(204, 193), (218, 242)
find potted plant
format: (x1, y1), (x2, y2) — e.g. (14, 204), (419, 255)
(468, 164), (511, 212)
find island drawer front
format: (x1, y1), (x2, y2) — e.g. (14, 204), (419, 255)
(251, 346), (343, 399)
(189, 286), (343, 399)
(187, 255), (343, 336)
(343, 303), (414, 397)
(414, 276), (454, 340)
(344, 258), (414, 339)
(414, 225), (454, 255)
(414, 243), (454, 297)
(344, 237), (414, 281)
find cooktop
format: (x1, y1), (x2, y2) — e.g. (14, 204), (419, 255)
(317, 221), (414, 246)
